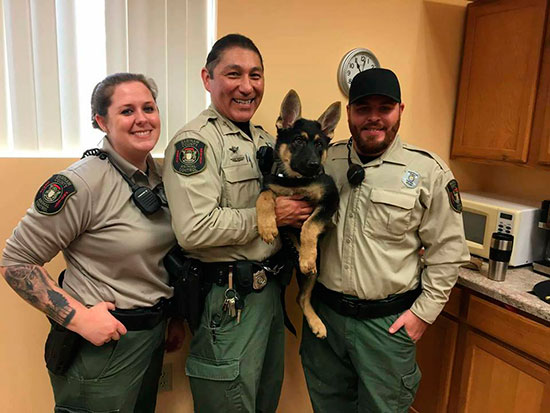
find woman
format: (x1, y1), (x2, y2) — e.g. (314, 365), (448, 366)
(1, 73), (183, 413)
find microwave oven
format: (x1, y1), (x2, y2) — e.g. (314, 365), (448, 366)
(461, 192), (546, 267)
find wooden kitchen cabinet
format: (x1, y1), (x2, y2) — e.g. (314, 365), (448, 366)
(531, 0), (550, 165)
(413, 288), (550, 413)
(455, 330), (550, 412)
(451, 0), (548, 164)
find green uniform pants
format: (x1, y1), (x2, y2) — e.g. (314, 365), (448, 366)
(49, 320), (166, 413)
(185, 280), (285, 413)
(300, 298), (421, 413)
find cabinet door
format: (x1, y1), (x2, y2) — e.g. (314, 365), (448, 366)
(411, 315), (458, 413)
(451, 0), (547, 163)
(456, 330), (550, 413)
(531, 8), (550, 165)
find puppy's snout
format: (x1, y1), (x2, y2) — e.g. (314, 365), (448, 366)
(307, 160), (320, 170)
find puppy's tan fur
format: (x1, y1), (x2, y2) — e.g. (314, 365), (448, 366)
(257, 90), (340, 339)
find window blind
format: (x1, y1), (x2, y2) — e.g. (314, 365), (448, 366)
(0, 0), (214, 157)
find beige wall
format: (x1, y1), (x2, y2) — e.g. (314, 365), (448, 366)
(1, 0), (472, 411)
(0, 158), (72, 411)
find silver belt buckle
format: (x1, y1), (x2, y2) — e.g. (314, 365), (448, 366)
(252, 269), (268, 290)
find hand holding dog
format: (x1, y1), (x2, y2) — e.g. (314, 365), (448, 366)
(275, 195), (313, 228)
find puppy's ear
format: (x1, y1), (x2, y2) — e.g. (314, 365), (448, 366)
(317, 102), (341, 140)
(276, 89), (302, 130)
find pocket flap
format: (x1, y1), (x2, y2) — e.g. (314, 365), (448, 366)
(185, 355), (239, 381)
(401, 364), (422, 390)
(370, 189), (416, 210)
(223, 164), (260, 183)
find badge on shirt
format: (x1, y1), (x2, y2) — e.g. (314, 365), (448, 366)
(402, 170), (420, 189)
(173, 138), (206, 176)
(34, 174), (77, 215)
(446, 179), (462, 213)
(229, 146), (245, 162)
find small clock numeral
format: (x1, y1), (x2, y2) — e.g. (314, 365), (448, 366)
(350, 63), (355, 69)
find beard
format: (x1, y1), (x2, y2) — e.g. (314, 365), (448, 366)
(350, 116), (401, 157)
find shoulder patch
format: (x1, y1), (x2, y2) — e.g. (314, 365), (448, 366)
(34, 174), (77, 215)
(172, 138), (206, 176)
(446, 179), (462, 213)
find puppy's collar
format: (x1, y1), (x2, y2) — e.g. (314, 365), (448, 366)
(269, 160), (323, 186)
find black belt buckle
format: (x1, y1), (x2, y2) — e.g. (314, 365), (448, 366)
(340, 297), (360, 317)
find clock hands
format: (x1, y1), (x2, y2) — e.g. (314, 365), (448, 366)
(354, 57), (363, 74)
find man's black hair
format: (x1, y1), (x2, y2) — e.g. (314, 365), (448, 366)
(205, 33), (263, 77)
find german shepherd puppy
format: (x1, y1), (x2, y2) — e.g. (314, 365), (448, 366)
(256, 90), (340, 339)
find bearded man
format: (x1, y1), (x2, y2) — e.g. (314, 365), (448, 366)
(300, 68), (469, 413)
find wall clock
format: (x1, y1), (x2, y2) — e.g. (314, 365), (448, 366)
(337, 48), (380, 96)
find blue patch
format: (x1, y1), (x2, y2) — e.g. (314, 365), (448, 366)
(402, 170), (420, 189)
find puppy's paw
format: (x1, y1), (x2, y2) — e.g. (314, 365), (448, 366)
(308, 317), (327, 339)
(299, 256), (317, 276)
(258, 222), (279, 244)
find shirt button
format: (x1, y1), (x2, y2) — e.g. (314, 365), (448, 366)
(344, 264), (349, 270)
(349, 213), (353, 218)
(346, 238), (352, 244)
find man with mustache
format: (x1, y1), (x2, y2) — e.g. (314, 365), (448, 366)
(300, 68), (469, 412)
(163, 34), (310, 412)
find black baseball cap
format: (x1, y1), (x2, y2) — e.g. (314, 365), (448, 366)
(532, 280), (550, 304)
(349, 68), (401, 105)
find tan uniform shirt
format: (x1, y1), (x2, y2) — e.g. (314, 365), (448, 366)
(2, 139), (175, 309)
(163, 105), (280, 262)
(319, 136), (470, 323)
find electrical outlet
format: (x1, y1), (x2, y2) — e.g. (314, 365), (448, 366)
(158, 363), (173, 392)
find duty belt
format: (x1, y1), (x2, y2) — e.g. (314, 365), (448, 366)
(203, 252), (296, 335)
(109, 298), (170, 331)
(314, 283), (422, 319)
(202, 257), (284, 292)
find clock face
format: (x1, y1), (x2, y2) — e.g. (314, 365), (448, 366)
(338, 48), (380, 95)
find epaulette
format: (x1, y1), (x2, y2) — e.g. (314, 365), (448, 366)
(329, 139), (347, 148)
(253, 124), (276, 142)
(402, 143), (449, 172)
(179, 110), (217, 133)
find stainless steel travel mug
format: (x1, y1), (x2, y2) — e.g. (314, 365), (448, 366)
(488, 232), (514, 281)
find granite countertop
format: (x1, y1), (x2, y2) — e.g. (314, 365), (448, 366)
(458, 263), (550, 323)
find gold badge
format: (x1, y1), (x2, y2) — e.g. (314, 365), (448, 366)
(252, 269), (268, 290)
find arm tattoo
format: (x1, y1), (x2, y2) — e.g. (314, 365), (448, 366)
(4, 265), (76, 326)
